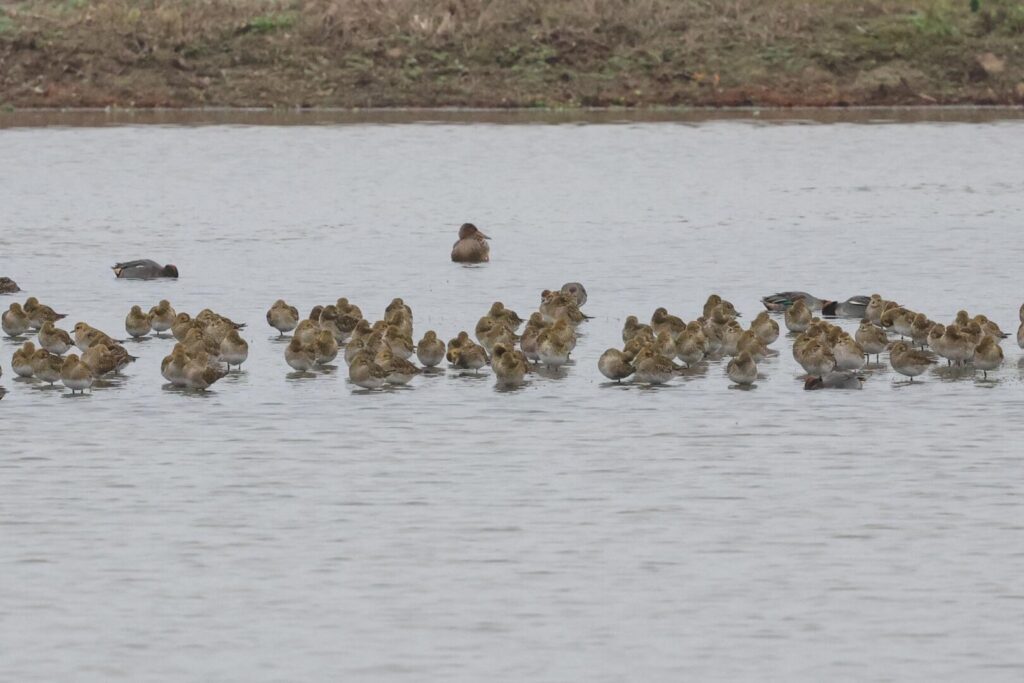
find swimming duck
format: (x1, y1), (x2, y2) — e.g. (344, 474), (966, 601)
(112, 259), (179, 279)
(560, 282), (588, 307)
(726, 351), (757, 386)
(219, 329), (249, 370)
(416, 331), (446, 367)
(38, 321), (73, 355)
(23, 298), (67, 330)
(492, 343), (531, 387)
(60, 354), (94, 394)
(598, 348), (634, 382)
(348, 351), (390, 389)
(125, 305), (153, 338)
(450, 223), (490, 263)
(149, 300), (176, 336)
(0, 277), (20, 294)
(973, 336), (1003, 379)
(804, 371), (866, 390)
(31, 349), (64, 385)
(285, 337), (317, 372)
(267, 300), (300, 336)
(2, 303), (30, 337)
(888, 341), (936, 381)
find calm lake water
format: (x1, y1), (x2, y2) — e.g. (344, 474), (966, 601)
(2, 109), (1023, 681)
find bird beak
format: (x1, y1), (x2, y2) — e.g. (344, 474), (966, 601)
(480, 233), (491, 240)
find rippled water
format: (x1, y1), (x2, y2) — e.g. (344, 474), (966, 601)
(2, 111), (1024, 681)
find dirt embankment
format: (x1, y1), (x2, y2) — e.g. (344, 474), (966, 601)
(1, 0), (1023, 109)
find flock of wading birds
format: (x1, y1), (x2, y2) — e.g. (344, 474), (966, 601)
(2, 282), (1023, 395)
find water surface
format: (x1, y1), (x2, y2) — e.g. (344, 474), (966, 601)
(2, 111), (1023, 681)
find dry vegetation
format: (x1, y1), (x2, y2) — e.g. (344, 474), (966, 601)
(1, 0), (1023, 108)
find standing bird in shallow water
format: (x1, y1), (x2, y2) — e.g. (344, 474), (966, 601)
(267, 300), (300, 337)
(284, 338), (316, 372)
(598, 348), (634, 382)
(726, 351), (758, 386)
(416, 331), (446, 368)
(149, 300), (176, 336)
(450, 223), (490, 263)
(60, 354), (93, 394)
(38, 321), (73, 355)
(220, 329), (249, 370)
(125, 305), (152, 338)
(492, 343), (531, 387)
(12, 341), (37, 377)
(973, 336), (1003, 379)
(112, 260), (179, 279)
(2, 303), (30, 337)
(888, 341), (935, 381)
(784, 299), (811, 333)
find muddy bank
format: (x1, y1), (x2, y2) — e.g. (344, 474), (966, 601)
(2, 0), (1023, 109)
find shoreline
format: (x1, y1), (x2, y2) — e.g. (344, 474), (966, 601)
(3, 1), (1024, 111)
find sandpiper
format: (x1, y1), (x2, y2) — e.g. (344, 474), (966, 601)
(38, 321), (73, 355)
(149, 300), (177, 335)
(492, 343), (531, 386)
(24, 298), (67, 330)
(31, 349), (63, 385)
(798, 339), (836, 379)
(784, 299), (811, 333)
(750, 311), (780, 346)
(293, 319), (319, 346)
(125, 305), (153, 338)
(161, 346), (190, 386)
(449, 342), (489, 373)
(832, 335), (866, 371)
(73, 322), (120, 351)
(348, 351), (390, 389)
(909, 313), (932, 348)
(622, 316), (653, 344)
(450, 223), (490, 263)
(973, 336), (1003, 379)
(375, 347), (420, 385)
(314, 329), (339, 365)
(183, 356), (228, 391)
(855, 320), (888, 362)
(112, 259), (179, 279)
(488, 302), (524, 331)
(888, 341), (936, 381)
(598, 348), (635, 382)
(632, 347), (675, 385)
(285, 337), (316, 372)
(651, 308), (686, 338)
(219, 329), (249, 370)
(674, 326), (708, 368)
(60, 354), (94, 393)
(12, 341), (37, 377)
(2, 303), (30, 337)
(726, 351), (757, 386)
(267, 300), (300, 337)
(0, 277), (20, 294)
(416, 331), (446, 368)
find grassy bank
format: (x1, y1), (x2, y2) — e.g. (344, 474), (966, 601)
(1, 0), (1023, 108)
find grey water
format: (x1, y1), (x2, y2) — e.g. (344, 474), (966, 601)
(2, 110), (1023, 681)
